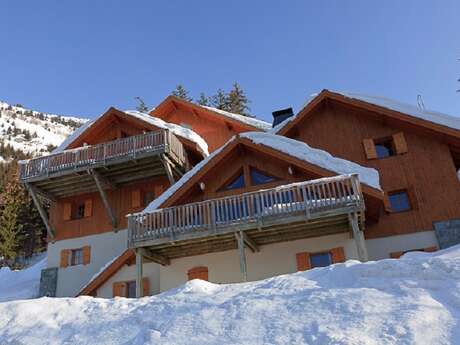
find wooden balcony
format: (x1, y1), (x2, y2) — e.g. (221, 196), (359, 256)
(128, 174), (368, 265)
(19, 130), (188, 199)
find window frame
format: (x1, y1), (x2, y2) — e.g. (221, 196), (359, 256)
(387, 189), (412, 213)
(70, 248), (84, 266)
(218, 169), (246, 192)
(373, 136), (396, 159)
(249, 167), (278, 186)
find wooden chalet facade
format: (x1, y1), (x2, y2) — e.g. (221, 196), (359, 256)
(20, 91), (460, 298)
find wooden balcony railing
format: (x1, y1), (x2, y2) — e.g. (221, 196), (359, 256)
(128, 174), (364, 247)
(19, 130), (186, 181)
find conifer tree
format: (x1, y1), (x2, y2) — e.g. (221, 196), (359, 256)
(227, 82), (251, 116)
(0, 175), (24, 265)
(196, 93), (210, 106)
(210, 89), (229, 111)
(134, 97), (149, 113)
(171, 85), (192, 102)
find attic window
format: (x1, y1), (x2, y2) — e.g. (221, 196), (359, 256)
(374, 137), (395, 158)
(388, 190), (411, 212)
(222, 172), (245, 191)
(250, 168), (276, 185)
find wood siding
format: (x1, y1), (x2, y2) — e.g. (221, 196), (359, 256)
(50, 177), (169, 240)
(286, 101), (460, 239)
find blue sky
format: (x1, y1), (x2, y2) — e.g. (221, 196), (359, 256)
(1, 1), (459, 122)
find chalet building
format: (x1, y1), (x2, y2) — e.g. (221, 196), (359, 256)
(19, 91), (460, 298)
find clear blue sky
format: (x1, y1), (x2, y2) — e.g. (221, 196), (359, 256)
(1, 1), (459, 123)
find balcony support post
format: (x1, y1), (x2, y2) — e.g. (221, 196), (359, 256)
(135, 248), (144, 298)
(241, 232), (259, 253)
(90, 169), (118, 230)
(25, 183), (56, 241)
(235, 231), (248, 282)
(161, 154), (175, 185)
(349, 212), (368, 262)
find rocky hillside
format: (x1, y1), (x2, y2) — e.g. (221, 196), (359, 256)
(0, 100), (87, 161)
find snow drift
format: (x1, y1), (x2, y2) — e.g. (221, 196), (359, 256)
(1, 247), (460, 344)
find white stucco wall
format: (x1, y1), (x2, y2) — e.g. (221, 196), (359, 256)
(366, 230), (438, 260)
(95, 233), (359, 297)
(47, 229), (129, 297)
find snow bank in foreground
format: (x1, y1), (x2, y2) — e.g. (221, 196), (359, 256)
(2, 247), (460, 344)
(0, 254), (46, 303)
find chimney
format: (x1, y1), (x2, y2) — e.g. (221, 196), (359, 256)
(272, 107), (294, 127)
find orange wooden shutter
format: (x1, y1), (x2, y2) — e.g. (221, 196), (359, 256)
(63, 202), (72, 221)
(82, 246), (91, 265)
(84, 199), (93, 217)
(424, 246), (438, 252)
(113, 282), (125, 297)
(132, 189), (141, 208)
(390, 251), (404, 259)
(296, 252), (311, 271)
(393, 132), (408, 155)
(407, 186), (419, 210)
(187, 266), (209, 281)
(362, 138), (377, 159)
(143, 277), (150, 296)
(383, 193), (392, 213)
(60, 249), (70, 268)
(331, 247), (345, 263)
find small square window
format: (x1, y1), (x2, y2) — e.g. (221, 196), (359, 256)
(126, 281), (136, 298)
(70, 248), (83, 266)
(310, 252), (332, 268)
(374, 138), (395, 159)
(388, 191), (411, 212)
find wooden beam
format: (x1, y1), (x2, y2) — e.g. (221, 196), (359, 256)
(241, 231), (259, 253)
(25, 183), (56, 241)
(161, 154), (175, 185)
(135, 248), (144, 298)
(88, 169), (116, 190)
(33, 185), (57, 202)
(348, 213), (368, 262)
(143, 249), (170, 266)
(235, 231), (248, 282)
(90, 170), (118, 229)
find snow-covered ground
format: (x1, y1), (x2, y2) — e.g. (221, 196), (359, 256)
(0, 254), (46, 303)
(1, 246), (460, 344)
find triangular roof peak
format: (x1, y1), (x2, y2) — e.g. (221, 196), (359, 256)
(152, 95), (271, 131)
(141, 132), (382, 213)
(273, 89), (460, 143)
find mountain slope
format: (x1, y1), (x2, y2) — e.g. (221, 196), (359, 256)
(0, 100), (87, 160)
(0, 246), (459, 344)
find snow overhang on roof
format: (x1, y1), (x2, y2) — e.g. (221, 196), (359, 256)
(52, 108), (209, 157)
(272, 89), (460, 136)
(141, 132), (381, 214)
(200, 105), (272, 131)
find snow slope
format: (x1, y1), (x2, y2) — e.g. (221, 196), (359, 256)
(1, 246), (460, 344)
(0, 100), (87, 158)
(0, 254), (46, 303)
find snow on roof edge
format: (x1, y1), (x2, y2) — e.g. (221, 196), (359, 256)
(201, 105), (271, 131)
(272, 90), (460, 134)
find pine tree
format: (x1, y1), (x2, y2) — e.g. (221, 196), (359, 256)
(172, 85), (192, 102)
(196, 93), (210, 106)
(0, 176), (24, 265)
(210, 89), (229, 111)
(134, 97), (149, 113)
(227, 82), (251, 116)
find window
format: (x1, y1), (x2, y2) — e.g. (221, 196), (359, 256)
(70, 248), (83, 266)
(250, 168), (276, 185)
(388, 190), (411, 212)
(310, 252), (332, 268)
(374, 137), (395, 159)
(223, 172), (245, 191)
(126, 281), (136, 298)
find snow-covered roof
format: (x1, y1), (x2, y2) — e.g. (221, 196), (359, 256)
(142, 132), (381, 214)
(201, 105), (271, 131)
(273, 90), (460, 134)
(53, 109), (209, 156)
